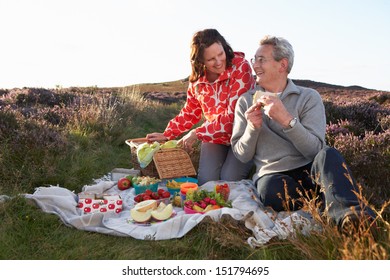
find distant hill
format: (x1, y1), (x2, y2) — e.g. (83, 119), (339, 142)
(128, 77), (370, 93)
(126, 78), (380, 104)
(2, 78), (386, 106)
(291, 79), (368, 90)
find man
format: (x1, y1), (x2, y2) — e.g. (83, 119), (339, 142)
(231, 35), (376, 232)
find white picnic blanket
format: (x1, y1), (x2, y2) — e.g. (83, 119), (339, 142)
(24, 179), (318, 247)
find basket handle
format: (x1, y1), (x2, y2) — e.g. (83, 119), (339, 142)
(125, 137), (165, 148)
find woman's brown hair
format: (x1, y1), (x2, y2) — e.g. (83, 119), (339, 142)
(189, 29), (234, 82)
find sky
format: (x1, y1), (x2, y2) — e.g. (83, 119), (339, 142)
(1, 0), (389, 91)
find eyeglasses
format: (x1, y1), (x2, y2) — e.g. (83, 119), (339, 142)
(250, 56), (269, 65)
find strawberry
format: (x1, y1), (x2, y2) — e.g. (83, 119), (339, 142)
(184, 200), (194, 209)
(162, 191), (170, 198)
(151, 192), (159, 199)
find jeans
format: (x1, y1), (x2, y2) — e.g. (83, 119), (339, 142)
(256, 146), (375, 225)
(197, 142), (253, 186)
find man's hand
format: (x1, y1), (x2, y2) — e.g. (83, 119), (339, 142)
(259, 96), (293, 128)
(245, 101), (263, 129)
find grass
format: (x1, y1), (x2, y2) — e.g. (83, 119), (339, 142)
(0, 81), (389, 260)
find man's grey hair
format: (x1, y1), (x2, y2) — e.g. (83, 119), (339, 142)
(260, 35), (294, 73)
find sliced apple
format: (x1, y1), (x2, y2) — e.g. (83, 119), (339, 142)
(130, 208), (152, 223)
(151, 203), (173, 221)
(134, 200), (157, 212)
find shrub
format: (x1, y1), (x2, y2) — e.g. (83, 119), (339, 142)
(332, 129), (390, 206)
(0, 109), (20, 140)
(324, 100), (390, 135)
(326, 119), (352, 146)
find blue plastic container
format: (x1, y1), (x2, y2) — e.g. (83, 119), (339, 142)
(166, 177), (198, 196)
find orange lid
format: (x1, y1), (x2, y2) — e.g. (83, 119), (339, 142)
(180, 182), (198, 194)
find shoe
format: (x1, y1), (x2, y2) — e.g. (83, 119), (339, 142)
(339, 213), (360, 234)
(339, 212), (379, 237)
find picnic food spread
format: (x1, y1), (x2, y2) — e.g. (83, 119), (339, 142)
(93, 138), (233, 224)
(90, 172), (234, 224)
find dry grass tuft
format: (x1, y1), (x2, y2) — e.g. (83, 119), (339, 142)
(283, 183), (390, 260)
(197, 214), (253, 249)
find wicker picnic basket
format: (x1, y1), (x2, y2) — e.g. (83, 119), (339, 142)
(125, 138), (197, 179)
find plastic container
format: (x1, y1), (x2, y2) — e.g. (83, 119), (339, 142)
(166, 177), (198, 196)
(134, 197), (170, 207)
(180, 182), (198, 205)
(133, 183), (158, 195)
(111, 168), (140, 181)
(180, 182), (198, 194)
(184, 205), (204, 214)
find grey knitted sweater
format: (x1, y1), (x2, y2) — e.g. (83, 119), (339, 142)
(231, 79), (326, 182)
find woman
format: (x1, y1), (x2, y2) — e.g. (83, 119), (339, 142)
(147, 28), (255, 185)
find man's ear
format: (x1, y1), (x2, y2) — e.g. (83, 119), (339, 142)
(279, 58), (289, 73)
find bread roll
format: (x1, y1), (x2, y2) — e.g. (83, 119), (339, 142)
(253, 90), (276, 102)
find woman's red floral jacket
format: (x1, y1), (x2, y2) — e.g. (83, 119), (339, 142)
(163, 52), (255, 145)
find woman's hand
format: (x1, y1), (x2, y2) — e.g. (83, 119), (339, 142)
(146, 132), (168, 142)
(178, 129), (197, 152)
(245, 102), (263, 129)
